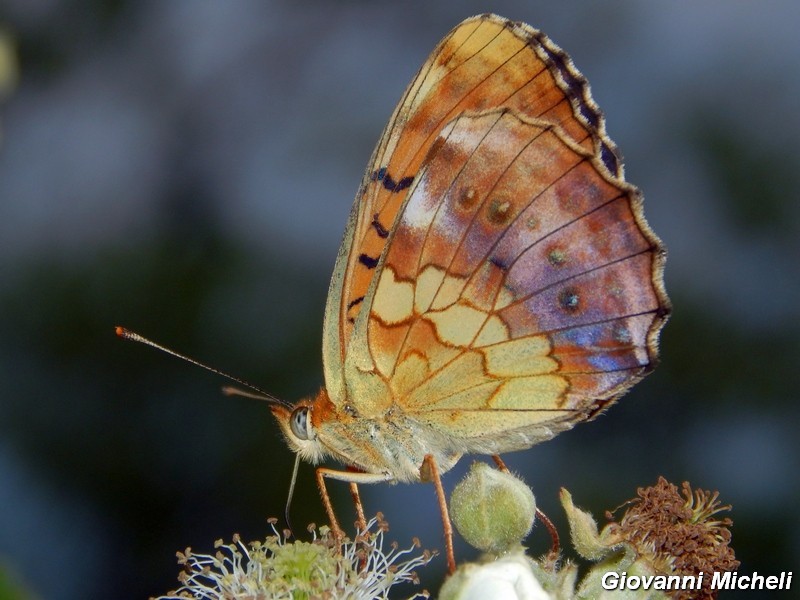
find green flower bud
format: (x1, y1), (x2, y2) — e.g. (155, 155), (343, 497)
(450, 462), (536, 554)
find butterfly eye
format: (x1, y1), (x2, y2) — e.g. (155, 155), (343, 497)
(289, 406), (311, 440)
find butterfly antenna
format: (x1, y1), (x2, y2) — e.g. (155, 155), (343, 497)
(115, 326), (292, 409)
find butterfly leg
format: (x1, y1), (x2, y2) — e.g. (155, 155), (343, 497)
(316, 468), (345, 543)
(315, 467), (393, 543)
(491, 454), (560, 557)
(420, 454), (456, 574)
(349, 481), (368, 533)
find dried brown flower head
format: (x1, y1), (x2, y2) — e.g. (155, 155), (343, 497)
(607, 476), (739, 599)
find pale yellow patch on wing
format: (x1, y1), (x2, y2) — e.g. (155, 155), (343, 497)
(373, 266), (414, 324)
(481, 336), (557, 377)
(414, 265), (446, 314)
(473, 315), (510, 347)
(430, 273), (467, 310)
(427, 409), (573, 441)
(406, 351), (486, 408)
(423, 343), (463, 374)
(493, 286), (516, 310)
(426, 303), (488, 347)
(489, 375), (568, 409)
(414, 266), (469, 315)
(422, 380), (502, 410)
(345, 367), (393, 416)
(390, 352), (430, 398)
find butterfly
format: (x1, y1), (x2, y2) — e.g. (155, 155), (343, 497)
(120, 12), (669, 573)
(264, 13), (670, 571)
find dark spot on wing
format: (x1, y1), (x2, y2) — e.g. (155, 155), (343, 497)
(371, 214), (389, 238)
(487, 198), (512, 225)
(370, 167), (414, 192)
(358, 253), (379, 269)
(347, 296), (364, 311)
(547, 248), (567, 266)
(558, 287), (580, 313)
(490, 255), (508, 272)
(457, 186), (478, 210)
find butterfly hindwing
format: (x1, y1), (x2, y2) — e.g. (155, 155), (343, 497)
(322, 14), (668, 451)
(347, 108), (666, 451)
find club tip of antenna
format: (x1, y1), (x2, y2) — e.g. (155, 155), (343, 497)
(115, 325), (134, 339)
(115, 326), (140, 342)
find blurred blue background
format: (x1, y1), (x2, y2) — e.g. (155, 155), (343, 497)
(1, 1), (798, 598)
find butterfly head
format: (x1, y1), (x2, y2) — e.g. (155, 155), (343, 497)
(270, 389), (334, 465)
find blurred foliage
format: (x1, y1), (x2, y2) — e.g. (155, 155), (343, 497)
(0, 217), (336, 597)
(0, 29), (17, 100)
(0, 561), (34, 600)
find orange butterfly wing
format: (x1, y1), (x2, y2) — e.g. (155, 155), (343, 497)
(322, 14), (634, 400)
(321, 14), (668, 458)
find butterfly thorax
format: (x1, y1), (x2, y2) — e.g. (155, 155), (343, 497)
(272, 388), (462, 483)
